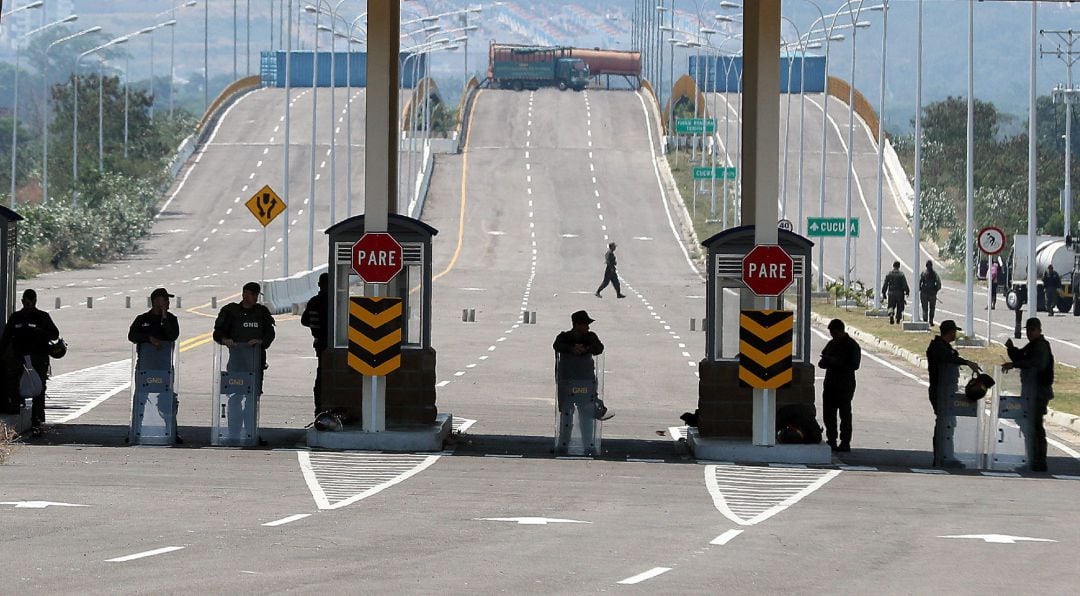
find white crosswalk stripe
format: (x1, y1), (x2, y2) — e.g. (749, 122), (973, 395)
(45, 360), (131, 424)
(705, 464), (840, 526)
(298, 451), (441, 510)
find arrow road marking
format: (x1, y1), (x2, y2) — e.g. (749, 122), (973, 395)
(0, 501), (89, 509)
(475, 517), (592, 525)
(939, 534), (1057, 544)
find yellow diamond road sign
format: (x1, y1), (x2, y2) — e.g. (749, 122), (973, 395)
(245, 185), (286, 227)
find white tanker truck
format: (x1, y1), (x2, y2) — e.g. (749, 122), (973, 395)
(1005, 234), (1079, 315)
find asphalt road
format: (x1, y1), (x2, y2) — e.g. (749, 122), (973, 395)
(2, 85), (1079, 593)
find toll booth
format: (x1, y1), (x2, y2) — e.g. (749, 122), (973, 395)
(318, 214), (440, 432)
(0, 206), (26, 432)
(697, 226), (815, 438)
(128, 341), (179, 445)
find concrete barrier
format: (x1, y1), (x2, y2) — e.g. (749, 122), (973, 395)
(262, 264), (328, 314)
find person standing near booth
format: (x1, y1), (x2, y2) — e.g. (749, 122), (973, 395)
(926, 320), (981, 467)
(817, 319), (861, 452)
(881, 261), (909, 325)
(0, 289), (60, 436)
(1003, 317), (1054, 472)
(213, 282), (276, 389)
(301, 273), (329, 416)
(553, 310), (610, 456)
(919, 261), (941, 327)
(129, 287), (181, 442)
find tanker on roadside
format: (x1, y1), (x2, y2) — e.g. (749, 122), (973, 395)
(1004, 234), (1080, 315)
(488, 42), (590, 92)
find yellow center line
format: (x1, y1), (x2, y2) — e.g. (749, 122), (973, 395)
(185, 292), (241, 318)
(434, 89), (482, 282)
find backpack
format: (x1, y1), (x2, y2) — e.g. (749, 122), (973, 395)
(18, 356), (43, 399)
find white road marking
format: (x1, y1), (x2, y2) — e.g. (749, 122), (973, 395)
(106, 546), (185, 562)
(710, 529), (744, 545)
(298, 451), (440, 510)
(939, 534), (1057, 544)
(477, 517), (590, 525)
(47, 360), (131, 424)
(705, 464), (840, 526)
(618, 567), (672, 585)
(262, 514), (312, 527)
(0, 501), (89, 509)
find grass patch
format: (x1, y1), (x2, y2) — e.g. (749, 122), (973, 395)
(0, 423), (18, 464)
(812, 300), (1080, 416)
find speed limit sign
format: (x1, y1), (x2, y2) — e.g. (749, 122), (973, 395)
(977, 226), (1006, 255)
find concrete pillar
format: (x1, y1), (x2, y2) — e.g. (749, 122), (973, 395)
(741, 1), (781, 445)
(364, 2), (400, 231)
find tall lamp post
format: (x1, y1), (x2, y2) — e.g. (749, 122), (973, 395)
(870, 1), (889, 314)
(74, 35), (130, 203)
(1042, 29), (1080, 238)
(42, 26), (102, 205)
(166, 1), (198, 118)
(9, 12), (77, 208)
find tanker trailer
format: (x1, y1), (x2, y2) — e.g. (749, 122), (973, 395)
(1005, 235), (1077, 315)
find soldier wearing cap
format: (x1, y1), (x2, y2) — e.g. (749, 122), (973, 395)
(213, 282), (276, 379)
(553, 310), (610, 455)
(817, 319), (861, 452)
(129, 288), (182, 442)
(300, 273), (329, 416)
(926, 319), (981, 467)
(0, 289), (60, 435)
(1003, 317), (1055, 472)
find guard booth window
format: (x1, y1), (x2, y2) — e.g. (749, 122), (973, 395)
(333, 242), (425, 350)
(711, 254), (806, 362)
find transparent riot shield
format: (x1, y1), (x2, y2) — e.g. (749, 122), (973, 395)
(211, 343), (263, 447)
(128, 341), (178, 446)
(989, 366), (1031, 471)
(942, 389), (985, 469)
(554, 353), (605, 457)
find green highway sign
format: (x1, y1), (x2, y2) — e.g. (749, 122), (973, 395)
(675, 118), (716, 134)
(806, 217), (860, 238)
(692, 166), (738, 180)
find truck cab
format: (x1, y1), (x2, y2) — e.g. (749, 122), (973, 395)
(555, 58), (590, 91)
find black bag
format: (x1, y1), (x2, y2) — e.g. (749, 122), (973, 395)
(963, 373), (996, 402)
(776, 404), (823, 444)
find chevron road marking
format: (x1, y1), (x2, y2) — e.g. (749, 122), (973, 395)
(705, 464), (840, 526)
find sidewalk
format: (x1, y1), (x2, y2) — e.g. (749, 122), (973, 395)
(808, 311), (1080, 437)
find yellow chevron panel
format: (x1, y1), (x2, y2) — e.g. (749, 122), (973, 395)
(349, 326), (403, 353)
(739, 314), (794, 342)
(349, 301), (403, 328)
(739, 366), (793, 389)
(739, 340), (793, 368)
(347, 352), (401, 376)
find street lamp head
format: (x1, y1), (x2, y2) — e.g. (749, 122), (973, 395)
(715, 15), (736, 23)
(719, 1), (741, 9)
(656, 6), (668, 12)
(161, 20), (178, 27)
(138, 27), (155, 35)
(317, 24), (333, 32)
(660, 25), (674, 32)
(700, 27), (718, 35)
(469, 7), (483, 13)
(421, 24), (441, 33)
(184, 1), (198, 6)
(61, 15), (80, 23)
(807, 42), (823, 49)
(462, 25), (479, 32)
(304, 5), (318, 13)
(24, 0), (45, 8)
(855, 21), (872, 29)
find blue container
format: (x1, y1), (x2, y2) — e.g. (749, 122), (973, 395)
(688, 53), (826, 93)
(259, 51), (425, 88)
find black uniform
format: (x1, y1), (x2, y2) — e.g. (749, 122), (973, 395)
(817, 333), (861, 448)
(213, 302), (276, 392)
(595, 249), (623, 298)
(919, 269), (941, 326)
(1043, 270), (1062, 315)
(882, 269), (909, 324)
(1006, 336), (1054, 471)
(553, 328), (605, 454)
(300, 288), (329, 414)
(128, 310), (180, 370)
(0, 308), (60, 426)
(926, 336), (969, 465)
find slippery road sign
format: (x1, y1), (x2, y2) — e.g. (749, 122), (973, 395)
(245, 185), (286, 227)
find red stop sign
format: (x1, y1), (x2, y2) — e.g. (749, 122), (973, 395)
(742, 245), (794, 296)
(352, 233), (403, 283)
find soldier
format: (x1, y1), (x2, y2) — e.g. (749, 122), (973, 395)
(553, 310), (611, 456)
(926, 320), (981, 467)
(301, 273), (329, 416)
(0, 289), (60, 436)
(817, 319), (861, 452)
(213, 282), (276, 389)
(881, 261), (909, 325)
(919, 260), (941, 327)
(1043, 265), (1062, 317)
(128, 287), (182, 442)
(1003, 317), (1054, 472)
(595, 242), (626, 299)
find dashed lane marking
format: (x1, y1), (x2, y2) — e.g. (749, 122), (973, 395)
(106, 546), (184, 563)
(618, 567), (672, 585)
(705, 463), (840, 526)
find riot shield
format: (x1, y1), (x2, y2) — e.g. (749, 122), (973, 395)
(128, 341), (178, 446)
(554, 352), (605, 457)
(989, 366), (1031, 471)
(211, 343), (263, 447)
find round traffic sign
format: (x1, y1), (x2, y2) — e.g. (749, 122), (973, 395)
(977, 226), (1006, 255)
(777, 219), (794, 232)
(742, 245), (795, 297)
(352, 233), (403, 283)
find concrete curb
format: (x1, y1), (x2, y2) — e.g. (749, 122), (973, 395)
(808, 310), (1080, 435)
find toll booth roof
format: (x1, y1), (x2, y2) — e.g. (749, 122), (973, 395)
(325, 213), (439, 238)
(0, 205), (24, 222)
(701, 225), (814, 252)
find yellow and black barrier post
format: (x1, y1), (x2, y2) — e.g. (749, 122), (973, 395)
(348, 296), (403, 430)
(738, 310), (793, 390)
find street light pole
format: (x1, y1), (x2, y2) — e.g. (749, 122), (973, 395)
(872, 1), (889, 312)
(1026, 2), (1038, 320)
(283, 0), (293, 277)
(166, 2), (198, 119)
(841, 4), (867, 294)
(42, 26), (101, 205)
(911, 0), (924, 326)
(75, 35), (130, 203)
(965, 0), (975, 337)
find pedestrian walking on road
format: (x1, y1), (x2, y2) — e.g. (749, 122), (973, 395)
(817, 319), (861, 452)
(301, 273), (329, 417)
(926, 320), (981, 468)
(989, 260), (1000, 309)
(0, 289), (60, 436)
(881, 261), (909, 325)
(128, 287), (182, 442)
(1043, 265), (1062, 316)
(1003, 317), (1054, 472)
(595, 242), (626, 299)
(919, 261), (941, 326)
(553, 310), (612, 456)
